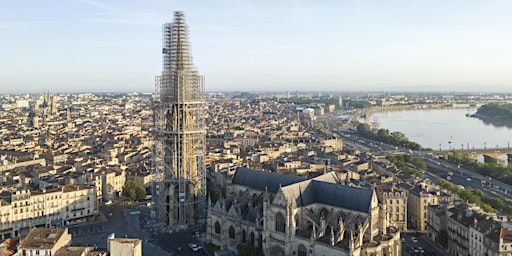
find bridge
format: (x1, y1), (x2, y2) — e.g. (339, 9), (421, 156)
(433, 147), (512, 163)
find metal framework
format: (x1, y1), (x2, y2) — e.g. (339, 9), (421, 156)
(152, 11), (206, 226)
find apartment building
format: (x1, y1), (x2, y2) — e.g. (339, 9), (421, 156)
(376, 184), (408, 231)
(0, 185), (96, 239)
(407, 183), (453, 231)
(17, 227), (71, 256)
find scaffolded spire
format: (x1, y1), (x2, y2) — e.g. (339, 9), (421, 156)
(153, 11), (206, 226)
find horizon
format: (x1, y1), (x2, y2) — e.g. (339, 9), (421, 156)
(2, 0), (512, 93)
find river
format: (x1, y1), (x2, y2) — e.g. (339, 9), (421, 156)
(364, 108), (512, 152)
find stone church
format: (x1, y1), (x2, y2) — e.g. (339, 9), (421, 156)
(207, 167), (401, 256)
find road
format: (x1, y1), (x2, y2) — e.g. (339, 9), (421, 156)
(421, 157), (511, 200)
(401, 232), (446, 256)
(334, 121), (512, 204)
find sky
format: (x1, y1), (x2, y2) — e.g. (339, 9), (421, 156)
(1, 0), (512, 93)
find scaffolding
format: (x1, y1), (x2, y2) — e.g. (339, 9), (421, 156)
(152, 11), (206, 227)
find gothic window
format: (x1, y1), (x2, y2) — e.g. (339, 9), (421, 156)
(242, 229), (247, 244)
(250, 232), (255, 246)
(298, 244), (307, 256)
(215, 221), (221, 234)
(229, 226), (235, 239)
(275, 212), (285, 233)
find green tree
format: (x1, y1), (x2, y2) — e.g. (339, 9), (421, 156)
(123, 180), (146, 201)
(135, 186), (147, 201)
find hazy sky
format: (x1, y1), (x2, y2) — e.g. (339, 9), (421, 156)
(1, 0), (512, 93)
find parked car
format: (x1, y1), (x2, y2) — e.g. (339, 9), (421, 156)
(418, 247), (426, 254)
(188, 243), (199, 252)
(411, 237), (418, 243)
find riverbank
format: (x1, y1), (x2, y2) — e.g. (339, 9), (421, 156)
(469, 103), (512, 128)
(360, 104), (469, 120)
(361, 108), (512, 150)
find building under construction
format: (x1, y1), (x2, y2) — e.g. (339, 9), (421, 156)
(153, 11), (206, 226)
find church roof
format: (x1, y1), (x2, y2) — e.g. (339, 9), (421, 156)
(296, 180), (373, 213)
(232, 167), (306, 193)
(286, 180), (374, 213)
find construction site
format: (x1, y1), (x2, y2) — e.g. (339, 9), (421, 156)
(152, 11), (206, 227)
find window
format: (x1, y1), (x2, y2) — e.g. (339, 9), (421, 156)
(250, 232), (255, 246)
(275, 212), (285, 233)
(242, 229), (247, 244)
(298, 244), (307, 256)
(214, 221), (221, 234)
(229, 226), (235, 239)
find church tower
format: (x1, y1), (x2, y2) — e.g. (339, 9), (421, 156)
(153, 11), (206, 226)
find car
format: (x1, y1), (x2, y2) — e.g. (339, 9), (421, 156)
(408, 247), (415, 254)
(466, 178), (472, 182)
(401, 238), (406, 243)
(411, 237), (418, 243)
(418, 247), (425, 254)
(188, 243), (199, 252)
(105, 200), (112, 205)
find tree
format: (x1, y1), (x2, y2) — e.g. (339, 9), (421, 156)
(123, 180), (146, 201)
(135, 186), (147, 201)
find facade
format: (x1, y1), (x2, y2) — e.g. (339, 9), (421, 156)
(0, 185), (96, 239)
(207, 167), (401, 256)
(426, 203), (450, 244)
(18, 227), (71, 256)
(91, 168), (126, 202)
(376, 185), (407, 231)
(445, 206), (512, 256)
(407, 183), (453, 231)
(107, 233), (142, 256)
(153, 11), (206, 226)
